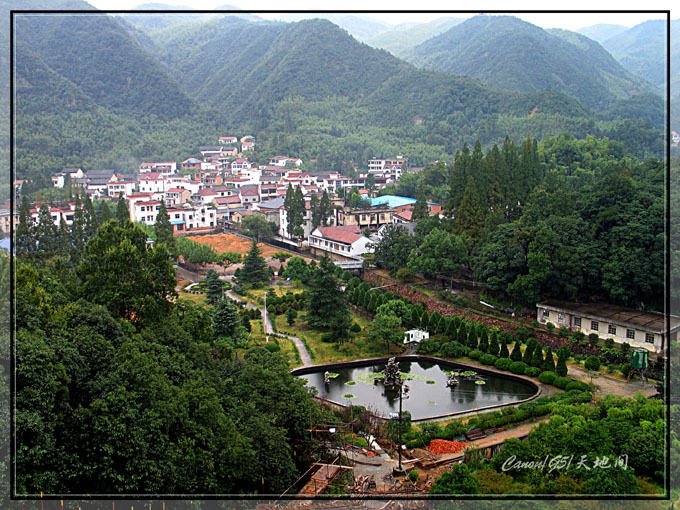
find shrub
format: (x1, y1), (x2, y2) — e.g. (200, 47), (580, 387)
(321, 332), (334, 343)
(605, 338), (615, 349)
(480, 354), (497, 365)
(584, 355), (601, 372)
(565, 381), (589, 392)
(468, 350), (483, 360)
(494, 357), (512, 371)
(509, 361), (527, 375)
(510, 340), (523, 362)
(621, 342), (631, 354)
(546, 322), (555, 332)
(538, 371), (557, 384)
(588, 333), (600, 344)
(350, 323), (362, 333)
(525, 367), (541, 377)
(619, 363), (632, 377)
(558, 326), (569, 337)
(409, 470), (419, 483)
(553, 376), (572, 389)
(264, 343), (280, 353)
(439, 341), (468, 358)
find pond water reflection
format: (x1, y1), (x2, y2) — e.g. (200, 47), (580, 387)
(298, 359), (537, 420)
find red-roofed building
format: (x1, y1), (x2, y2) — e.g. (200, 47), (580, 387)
(219, 136), (237, 144)
(309, 225), (372, 260)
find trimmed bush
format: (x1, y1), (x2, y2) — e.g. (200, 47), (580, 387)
(320, 332), (334, 343)
(584, 355), (601, 371)
(565, 381), (589, 392)
(538, 371), (557, 385)
(494, 357), (513, 371)
(553, 376), (572, 389)
(480, 354), (497, 366)
(468, 350), (483, 360)
(525, 367), (541, 377)
(264, 343), (280, 353)
(509, 361), (528, 375)
(350, 323), (362, 333)
(409, 470), (419, 483)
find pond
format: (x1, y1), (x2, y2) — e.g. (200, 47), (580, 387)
(295, 357), (538, 421)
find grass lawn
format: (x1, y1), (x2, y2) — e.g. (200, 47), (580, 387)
(239, 318), (302, 367)
(273, 310), (402, 364)
(177, 291), (207, 305)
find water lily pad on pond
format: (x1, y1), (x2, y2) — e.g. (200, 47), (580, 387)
(428, 401), (437, 405)
(444, 371), (460, 377)
(326, 372), (340, 378)
(461, 371), (477, 377)
(475, 380), (486, 385)
(426, 380), (436, 385)
(343, 393), (357, 399)
(344, 381), (357, 386)
(354, 372), (385, 384)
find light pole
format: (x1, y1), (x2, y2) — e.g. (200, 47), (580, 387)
(264, 290), (268, 343)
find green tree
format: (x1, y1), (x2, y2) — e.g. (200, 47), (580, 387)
(155, 199), (176, 257)
(499, 337), (510, 358)
(306, 256), (351, 341)
(367, 311), (405, 353)
(204, 269), (224, 306)
(242, 214), (275, 242)
(407, 228), (466, 286)
(556, 350), (569, 377)
(115, 192), (129, 225)
(510, 340), (523, 362)
(430, 463), (479, 494)
(239, 240), (270, 289)
(213, 299), (240, 339)
(16, 195), (36, 257)
(83, 193), (99, 240)
(284, 184), (305, 240)
(281, 256), (310, 282)
(411, 183), (429, 222)
(76, 220), (176, 323)
(542, 346), (556, 372)
(34, 204), (57, 256)
(99, 200), (113, 224)
(371, 224), (416, 274)
(286, 307), (297, 326)
(488, 330), (500, 356)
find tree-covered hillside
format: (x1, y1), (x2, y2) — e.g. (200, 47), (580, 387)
(576, 23), (628, 43)
(408, 15), (658, 111)
(366, 16), (465, 58)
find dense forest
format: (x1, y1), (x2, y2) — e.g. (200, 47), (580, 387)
(13, 218), (323, 494)
(373, 134), (664, 312)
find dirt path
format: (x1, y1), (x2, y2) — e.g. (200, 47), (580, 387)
(567, 364), (657, 398)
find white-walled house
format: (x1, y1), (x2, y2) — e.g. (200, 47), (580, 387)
(308, 225), (373, 260)
(536, 300), (680, 356)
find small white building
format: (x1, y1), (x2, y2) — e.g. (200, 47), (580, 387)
(404, 329), (429, 345)
(308, 225), (373, 260)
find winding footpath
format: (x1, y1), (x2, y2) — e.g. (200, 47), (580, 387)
(176, 265), (314, 366)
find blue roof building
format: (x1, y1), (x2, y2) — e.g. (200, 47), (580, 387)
(369, 195), (439, 208)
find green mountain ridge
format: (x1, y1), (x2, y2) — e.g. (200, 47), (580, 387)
(366, 16), (465, 58)
(407, 15), (658, 111)
(576, 23), (628, 43)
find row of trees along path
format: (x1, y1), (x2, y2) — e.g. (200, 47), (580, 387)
(362, 270), (603, 358)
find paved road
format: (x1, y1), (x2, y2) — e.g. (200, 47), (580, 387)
(567, 364), (657, 398)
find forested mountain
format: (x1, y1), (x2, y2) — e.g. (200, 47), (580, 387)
(576, 23), (628, 43)
(15, 11), (196, 121)
(10, 10), (667, 183)
(602, 19), (668, 92)
(366, 17), (465, 58)
(277, 13), (392, 42)
(407, 15), (658, 111)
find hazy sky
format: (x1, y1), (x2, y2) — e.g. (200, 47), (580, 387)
(85, 1), (672, 31)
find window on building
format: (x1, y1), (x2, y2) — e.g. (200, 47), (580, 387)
(542, 309), (550, 318)
(626, 329), (635, 340)
(574, 317), (582, 328)
(608, 325), (616, 335)
(558, 313), (565, 323)
(645, 334), (655, 344)
(591, 321), (599, 331)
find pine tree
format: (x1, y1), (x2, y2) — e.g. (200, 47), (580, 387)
(306, 256), (351, 340)
(488, 330), (500, 356)
(116, 192), (129, 225)
(83, 193), (98, 240)
(478, 327), (489, 352)
(310, 194), (321, 229)
(411, 183), (429, 222)
(205, 269), (224, 306)
(100, 201), (113, 225)
(70, 199), (87, 258)
(239, 240), (270, 289)
(456, 323), (468, 345)
(286, 307), (297, 326)
(420, 311), (430, 332)
(56, 219), (71, 256)
(319, 190), (332, 226)
(15, 195), (35, 257)
(499, 337), (510, 358)
(155, 200), (176, 257)
(556, 351), (569, 377)
(510, 340), (523, 362)
(455, 175), (486, 242)
(213, 299), (240, 339)
(531, 345), (545, 368)
(542, 346), (556, 372)
(446, 318), (457, 339)
(467, 328), (478, 350)
(34, 204), (57, 256)
(522, 340), (535, 364)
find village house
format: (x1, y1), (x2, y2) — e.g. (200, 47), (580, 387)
(0, 207), (19, 235)
(138, 173), (167, 194)
(106, 180), (136, 198)
(200, 146), (223, 159)
(241, 140), (254, 151)
(536, 300), (680, 356)
(239, 184), (260, 207)
(218, 136), (238, 145)
(182, 158), (203, 170)
(231, 158), (253, 172)
(139, 162), (177, 175)
(337, 205), (394, 232)
(308, 225), (373, 260)
(165, 188), (192, 207)
(51, 168), (85, 188)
